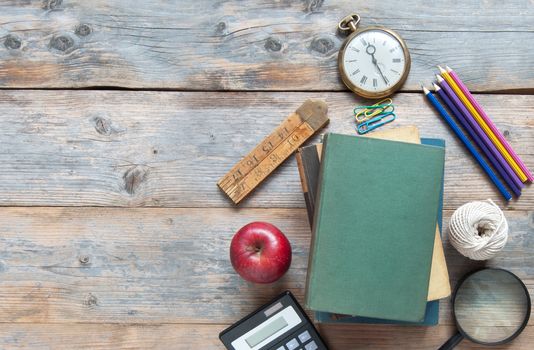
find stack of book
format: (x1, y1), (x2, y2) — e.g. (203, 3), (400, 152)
(296, 126), (451, 325)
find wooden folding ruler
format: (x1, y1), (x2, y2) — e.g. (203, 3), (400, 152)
(218, 99), (329, 204)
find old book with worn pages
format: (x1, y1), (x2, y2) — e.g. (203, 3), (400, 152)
(304, 133), (445, 322)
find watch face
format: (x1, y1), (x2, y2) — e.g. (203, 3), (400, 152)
(341, 28), (409, 96)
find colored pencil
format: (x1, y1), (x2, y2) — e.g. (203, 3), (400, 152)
(446, 66), (533, 182)
(435, 77), (524, 192)
(422, 86), (511, 201)
(433, 82), (522, 197)
(438, 66), (528, 183)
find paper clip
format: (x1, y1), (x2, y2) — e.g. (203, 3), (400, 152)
(357, 111), (396, 134)
(354, 98), (394, 123)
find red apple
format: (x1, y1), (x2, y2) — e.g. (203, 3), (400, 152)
(230, 222), (292, 284)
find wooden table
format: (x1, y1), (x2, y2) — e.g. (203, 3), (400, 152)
(0, 1), (532, 349)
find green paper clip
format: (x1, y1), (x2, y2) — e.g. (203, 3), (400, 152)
(357, 111), (396, 134)
(354, 98), (394, 123)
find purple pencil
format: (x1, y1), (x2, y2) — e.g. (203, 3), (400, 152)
(446, 66), (533, 182)
(436, 75), (524, 191)
(434, 80), (523, 197)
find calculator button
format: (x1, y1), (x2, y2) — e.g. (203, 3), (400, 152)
(298, 330), (311, 343)
(305, 341), (318, 350)
(276, 347), (285, 350)
(286, 338), (299, 350)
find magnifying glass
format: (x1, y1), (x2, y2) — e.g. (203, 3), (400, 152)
(439, 268), (531, 349)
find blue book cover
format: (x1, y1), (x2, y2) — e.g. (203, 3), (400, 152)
(313, 138), (445, 326)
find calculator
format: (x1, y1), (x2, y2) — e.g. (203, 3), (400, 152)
(219, 291), (328, 350)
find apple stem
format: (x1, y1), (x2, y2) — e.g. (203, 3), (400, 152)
(245, 245), (262, 254)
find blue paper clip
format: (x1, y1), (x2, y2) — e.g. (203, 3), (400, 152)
(357, 111), (396, 134)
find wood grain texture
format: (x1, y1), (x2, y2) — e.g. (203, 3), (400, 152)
(319, 324), (534, 350)
(1, 3), (533, 350)
(0, 0), (533, 91)
(0, 324), (223, 350)
(0, 90), (531, 209)
(0, 207), (531, 325)
(0, 324), (533, 350)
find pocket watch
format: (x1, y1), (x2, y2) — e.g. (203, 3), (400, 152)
(337, 14), (411, 99)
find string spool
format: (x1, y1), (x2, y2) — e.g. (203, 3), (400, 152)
(448, 199), (508, 261)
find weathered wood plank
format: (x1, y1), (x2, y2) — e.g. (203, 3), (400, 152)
(0, 323), (533, 350)
(0, 324), (222, 350)
(0, 207), (531, 324)
(319, 324), (534, 350)
(0, 1), (533, 91)
(0, 91), (531, 209)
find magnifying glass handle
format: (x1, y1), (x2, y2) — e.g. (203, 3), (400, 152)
(438, 332), (464, 350)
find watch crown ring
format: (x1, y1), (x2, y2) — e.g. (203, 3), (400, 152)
(338, 14), (361, 33)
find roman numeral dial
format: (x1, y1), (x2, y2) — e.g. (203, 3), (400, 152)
(340, 27), (410, 98)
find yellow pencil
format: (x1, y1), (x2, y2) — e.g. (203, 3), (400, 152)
(438, 66), (527, 182)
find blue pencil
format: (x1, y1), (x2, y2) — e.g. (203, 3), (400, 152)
(433, 83), (522, 198)
(422, 86), (512, 201)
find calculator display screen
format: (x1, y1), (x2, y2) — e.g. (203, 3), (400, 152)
(245, 316), (288, 347)
(230, 305), (302, 350)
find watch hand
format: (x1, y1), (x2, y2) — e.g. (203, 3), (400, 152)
(366, 44), (388, 84)
(366, 44), (376, 57)
(374, 59), (388, 84)
(371, 55), (377, 65)
(366, 43), (389, 85)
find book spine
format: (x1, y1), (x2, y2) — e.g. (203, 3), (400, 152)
(304, 134), (329, 309)
(295, 150), (314, 227)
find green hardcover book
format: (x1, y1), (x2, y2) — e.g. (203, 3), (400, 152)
(305, 133), (445, 322)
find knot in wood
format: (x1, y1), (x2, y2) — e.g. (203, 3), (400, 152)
(84, 293), (98, 307)
(75, 24), (92, 37)
(503, 130), (510, 138)
(4, 34), (21, 50)
(216, 21), (227, 35)
(310, 37), (335, 54)
(79, 255), (90, 264)
(43, 0), (62, 10)
(93, 116), (113, 135)
(304, 0), (324, 12)
(265, 37), (282, 52)
(123, 165), (149, 195)
(49, 35), (74, 53)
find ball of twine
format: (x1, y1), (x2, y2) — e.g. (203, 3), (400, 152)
(448, 199), (508, 260)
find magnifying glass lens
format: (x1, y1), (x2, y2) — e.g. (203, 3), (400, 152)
(454, 269), (530, 344)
